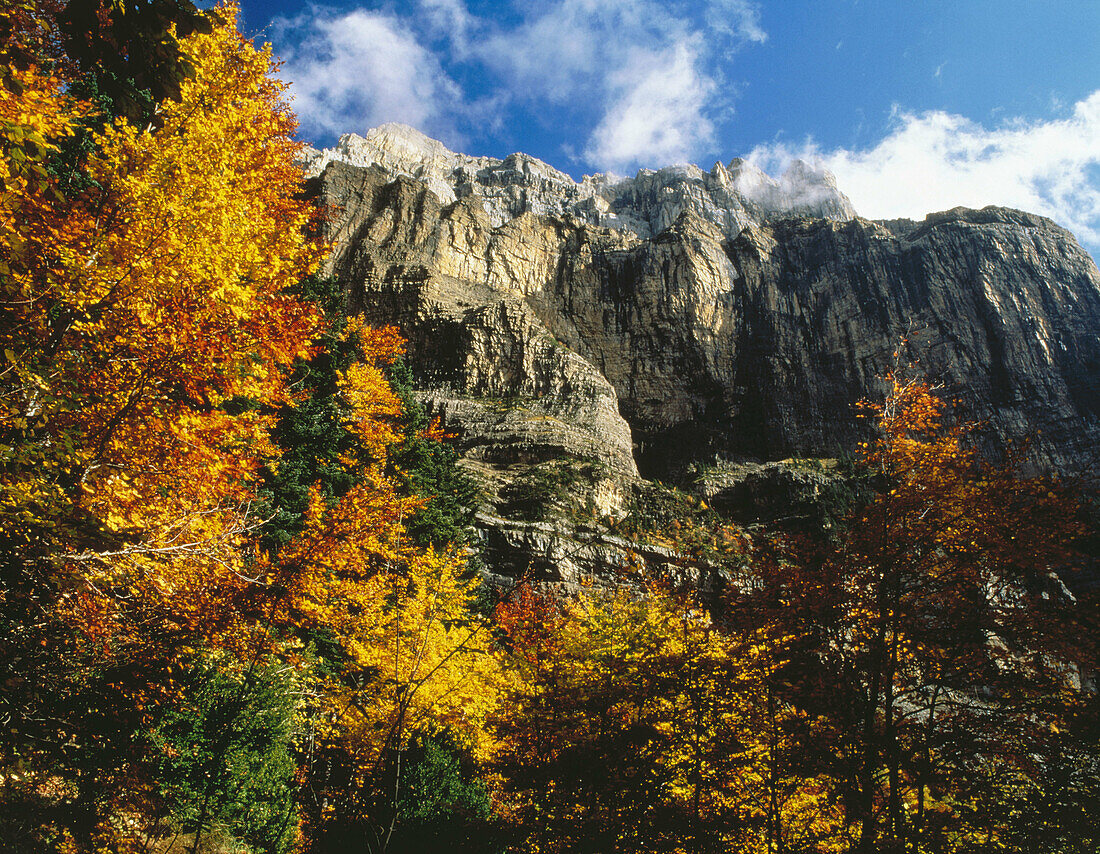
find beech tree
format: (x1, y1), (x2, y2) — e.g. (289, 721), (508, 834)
(0, 2), (326, 846)
(1, 0), (320, 604)
(493, 583), (847, 854)
(846, 375), (1087, 851)
(3, 3), (1094, 852)
(726, 373), (1092, 854)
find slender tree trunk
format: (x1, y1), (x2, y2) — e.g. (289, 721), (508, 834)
(767, 679), (781, 854)
(913, 683), (940, 853)
(885, 625), (903, 851)
(857, 619), (887, 853)
(691, 686), (703, 854)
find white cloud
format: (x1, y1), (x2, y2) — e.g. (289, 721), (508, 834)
(473, 0), (765, 171)
(271, 0), (768, 174)
(585, 40), (716, 170)
(273, 7), (464, 140)
(749, 91), (1100, 248)
(477, 0), (677, 104)
(705, 0), (767, 46)
(418, 0), (477, 56)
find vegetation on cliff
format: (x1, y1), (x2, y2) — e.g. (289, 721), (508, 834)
(0, 3), (1096, 853)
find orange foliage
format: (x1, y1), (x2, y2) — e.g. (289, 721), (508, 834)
(2, 6), (322, 639)
(1, 5), (512, 850)
(495, 582), (566, 672)
(829, 372), (1088, 851)
(0, 6), (325, 786)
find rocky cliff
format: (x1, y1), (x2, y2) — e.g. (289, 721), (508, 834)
(303, 125), (1100, 585)
(302, 123), (857, 241)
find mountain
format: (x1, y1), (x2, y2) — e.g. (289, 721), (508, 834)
(303, 124), (1100, 586)
(302, 123), (857, 240)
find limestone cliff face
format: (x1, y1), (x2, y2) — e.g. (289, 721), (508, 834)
(305, 126), (1100, 582)
(303, 123), (856, 240)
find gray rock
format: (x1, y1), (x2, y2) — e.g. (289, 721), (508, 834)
(306, 134), (1100, 583)
(303, 123), (857, 241)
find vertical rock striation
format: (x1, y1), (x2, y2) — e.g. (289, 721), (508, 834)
(305, 125), (1100, 582)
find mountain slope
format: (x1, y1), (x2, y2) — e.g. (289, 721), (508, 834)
(304, 126), (1100, 582)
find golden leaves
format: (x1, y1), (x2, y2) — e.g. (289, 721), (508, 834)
(1, 7), (507, 850)
(337, 321), (405, 459)
(2, 6), (324, 561)
(494, 584), (847, 853)
(0, 10), (335, 731)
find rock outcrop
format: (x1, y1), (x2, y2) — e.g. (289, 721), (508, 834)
(304, 125), (1100, 585)
(303, 123), (857, 240)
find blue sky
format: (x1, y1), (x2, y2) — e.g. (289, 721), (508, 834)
(238, 0), (1100, 256)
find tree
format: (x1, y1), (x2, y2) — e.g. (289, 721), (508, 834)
(385, 728), (503, 854)
(493, 584), (682, 853)
(0, 4), (323, 847)
(281, 481), (504, 852)
(147, 654), (302, 854)
(1, 0), (321, 589)
(2, 5), (505, 852)
(261, 292), (396, 553)
(58, 0), (214, 123)
(493, 582), (846, 854)
(731, 373), (1092, 853)
(386, 357), (480, 550)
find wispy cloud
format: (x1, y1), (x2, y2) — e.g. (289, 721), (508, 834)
(476, 0), (630, 104)
(705, 0), (767, 47)
(749, 91), (1100, 249)
(585, 39), (716, 169)
(418, 0), (477, 56)
(272, 6), (464, 142)
(272, 0), (767, 172)
(474, 0), (763, 170)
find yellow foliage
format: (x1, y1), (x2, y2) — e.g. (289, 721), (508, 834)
(271, 475), (506, 818)
(1, 7), (323, 624)
(496, 584), (846, 853)
(1, 5), (507, 849)
(337, 319), (405, 459)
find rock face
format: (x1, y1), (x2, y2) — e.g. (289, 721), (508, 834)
(305, 125), (1100, 584)
(303, 123), (857, 240)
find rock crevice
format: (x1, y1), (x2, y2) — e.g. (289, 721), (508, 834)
(306, 127), (1100, 583)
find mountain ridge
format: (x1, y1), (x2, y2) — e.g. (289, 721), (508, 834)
(305, 127), (1100, 584)
(303, 122), (858, 240)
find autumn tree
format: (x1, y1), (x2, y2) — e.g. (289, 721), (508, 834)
(277, 480), (503, 850)
(730, 374), (1093, 853)
(58, 0), (213, 122)
(1, 0), (320, 603)
(1, 5), (507, 849)
(493, 584), (682, 853)
(492, 581), (847, 854)
(851, 376), (1087, 851)
(0, 2), (324, 846)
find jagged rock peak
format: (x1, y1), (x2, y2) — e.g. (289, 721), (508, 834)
(302, 122), (858, 239)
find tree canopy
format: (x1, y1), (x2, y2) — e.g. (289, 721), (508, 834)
(0, 3), (502, 850)
(1, 3), (1095, 853)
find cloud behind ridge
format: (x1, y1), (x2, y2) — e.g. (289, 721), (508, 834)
(273, 6), (464, 142)
(273, 0), (768, 172)
(750, 91), (1100, 248)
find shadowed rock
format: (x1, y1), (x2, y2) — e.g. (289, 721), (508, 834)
(305, 132), (1100, 584)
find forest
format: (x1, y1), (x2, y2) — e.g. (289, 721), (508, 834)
(1, 2), (1097, 852)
